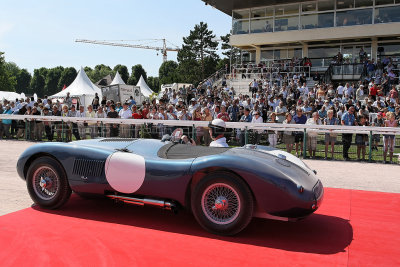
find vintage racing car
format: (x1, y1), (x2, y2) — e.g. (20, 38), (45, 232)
(17, 137), (324, 235)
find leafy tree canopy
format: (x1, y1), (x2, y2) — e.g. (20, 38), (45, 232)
(0, 52), (17, 92)
(128, 64), (147, 85)
(159, 60), (179, 85)
(177, 22), (219, 84)
(57, 67), (77, 92)
(113, 64), (129, 83)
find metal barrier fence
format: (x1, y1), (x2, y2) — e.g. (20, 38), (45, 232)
(0, 114), (399, 163)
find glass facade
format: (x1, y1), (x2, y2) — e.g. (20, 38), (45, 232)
(260, 48), (302, 62)
(375, 5), (400, 23)
(232, 0), (400, 35)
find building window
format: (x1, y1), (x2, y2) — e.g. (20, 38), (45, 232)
(274, 4), (299, 16)
(275, 16), (299, 32)
(233, 20), (249, 35)
(378, 43), (400, 56)
(375, 0), (395, 5)
(251, 18), (274, 33)
(336, 8), (373, 26)
(318, 0), (335, 11)
(355, 0), (373, 8)
(336, 0), (354, 9)
(301, 12), (334, 29)
(302, 2), (317, 12)
(375, 5), (400, 23)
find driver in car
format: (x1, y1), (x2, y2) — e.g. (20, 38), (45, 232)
(209, 119), (229, 147)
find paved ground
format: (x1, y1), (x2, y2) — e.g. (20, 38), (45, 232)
(0, 140), (399, 216)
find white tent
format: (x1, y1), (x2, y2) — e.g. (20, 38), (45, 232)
(136, 75), (154, 97)
(0, 91), (22, 101)
(50, 67), (102, 107)
(110, 71), (126, 85)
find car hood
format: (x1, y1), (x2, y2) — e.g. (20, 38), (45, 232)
(253, 145), (312, 173)
(69, 138), (139, 152)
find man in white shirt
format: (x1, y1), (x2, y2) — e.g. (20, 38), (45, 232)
(209, 119), (228, 147)
(337, 83), (344, 98)
(275, 101), (287, 123)
(251, 111), (263, 144)
(119, 103), (132, 138)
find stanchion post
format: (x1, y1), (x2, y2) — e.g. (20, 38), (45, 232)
(368, 130), (373, 162)
(61, 121), (64, 142)
(24, 119), (28, 140)
(192, 124), (196, 141)
(140, 123), (144, 138)
(245, 126), (248, 145)
(303, 128), (307, 158)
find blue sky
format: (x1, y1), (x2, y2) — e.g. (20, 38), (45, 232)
(0, 0), (231, 77)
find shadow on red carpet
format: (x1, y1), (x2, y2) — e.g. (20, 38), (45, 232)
(32, 193), (353, 255)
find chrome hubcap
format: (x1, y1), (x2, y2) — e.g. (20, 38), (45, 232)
(213, 196), (228, 211)
(201, 183), (241, 225)
(33, 166), (59, 201)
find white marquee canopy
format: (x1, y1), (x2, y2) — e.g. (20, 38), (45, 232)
(136, 75), (154, 97)
(0, 91), (23, 101)
(110, 71), (126, 85)
(50, 67), (102, 107)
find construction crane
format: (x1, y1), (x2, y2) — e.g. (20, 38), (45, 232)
(75, 39), (180, 62)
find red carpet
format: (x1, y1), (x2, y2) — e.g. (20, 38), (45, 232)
(0, 188), (399, 266)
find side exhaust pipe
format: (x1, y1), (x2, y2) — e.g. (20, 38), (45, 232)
(107, 194), (177, 212)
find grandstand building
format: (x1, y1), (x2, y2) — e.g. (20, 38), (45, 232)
(203, 0), (400, 82)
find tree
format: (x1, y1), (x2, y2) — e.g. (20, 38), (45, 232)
(220, 33), (241, 67)
(147, 76), (160, 93)
(113, 64), (129, 83)
(5, 62), (20, 77)
(0, 52), (17, 92)
(15, 69), (32, 94)
(128, 64), (147, 85)
(45, 66), (64, 96)
(159, 60), (180, 85)
(58, 67), (77, 91)
(177, 22), (219, 84)
(30, 68), (47, 96)
(86, 64), (113, 83)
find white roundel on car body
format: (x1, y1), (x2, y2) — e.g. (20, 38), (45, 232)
(105, 152), (146, 194)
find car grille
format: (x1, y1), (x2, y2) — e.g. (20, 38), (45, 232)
(313, 180), (323, 199)
(73, 159), (105, 178)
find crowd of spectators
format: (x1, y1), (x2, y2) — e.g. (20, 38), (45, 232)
(1, 57), (400, 163)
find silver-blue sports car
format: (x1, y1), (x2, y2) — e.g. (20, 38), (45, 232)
(17, 138), (324, 235)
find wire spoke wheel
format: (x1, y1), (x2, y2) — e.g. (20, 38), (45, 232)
(201, 183), (241, 225)
(27, 157), (71, 209)
(32, 166), (60, 201)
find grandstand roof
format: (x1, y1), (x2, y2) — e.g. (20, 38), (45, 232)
(202, 0), (300, 16)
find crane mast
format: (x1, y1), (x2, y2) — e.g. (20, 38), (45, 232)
(75, 39), (179, 62)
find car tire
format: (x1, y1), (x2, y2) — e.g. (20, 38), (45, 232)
(26, 156), (71, 209)
(191, 172), (253, 236)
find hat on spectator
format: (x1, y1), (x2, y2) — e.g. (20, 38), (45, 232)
(191, 98), (196, 102)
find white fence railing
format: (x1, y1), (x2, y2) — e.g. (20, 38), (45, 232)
(1, 114), (399, 136)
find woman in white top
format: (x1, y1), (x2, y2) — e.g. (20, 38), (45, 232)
(251, 111), (263, 144)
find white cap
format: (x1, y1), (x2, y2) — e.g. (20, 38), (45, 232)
(210, 118), (226, 129)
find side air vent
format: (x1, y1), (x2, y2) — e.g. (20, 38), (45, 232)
(100, 138), (136, 142)
(73, 159), (105, 177)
